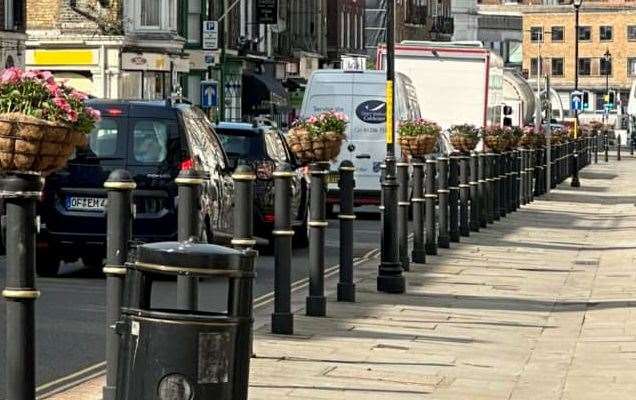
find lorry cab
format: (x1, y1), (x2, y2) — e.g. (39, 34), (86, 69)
(300, 69), (421, 207)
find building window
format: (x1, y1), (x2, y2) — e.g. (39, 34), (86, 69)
(628, 58), (636, 76)
(578, 26), (591, 41)
(530, 27), (543, 42)
(628, 26), (636, 41)
(551, 26), (564, 42)
(135, 0), (177, 31)
(530, 57), (540, 76)
(186, 0), (201, 44)
(600, 57), (612, 76)
(599, 26), (612, 41)
(551, 58), (564, 76)
(578, 58), (591, 76)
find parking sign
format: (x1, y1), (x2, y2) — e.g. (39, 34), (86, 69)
(202, 21), (219, 50)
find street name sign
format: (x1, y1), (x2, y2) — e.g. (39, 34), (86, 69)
(256, 0), (278, 24)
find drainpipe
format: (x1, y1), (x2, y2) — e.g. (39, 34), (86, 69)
(100, 44), (108, 98)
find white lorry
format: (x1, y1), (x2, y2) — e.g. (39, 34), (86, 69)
(376, 41), (505, 130)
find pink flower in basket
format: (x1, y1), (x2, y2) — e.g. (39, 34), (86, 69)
(70, 90), (88, 101)
(1, 67), (22, 84)
(86, 107), (101, 121)
(53, 97), (72, 113)
(65, 109), (79, 122)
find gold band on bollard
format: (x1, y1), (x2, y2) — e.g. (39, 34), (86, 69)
(232, 174), (257, 181)
(396, 162), (410, 167)
(231, 238), (257, 246)
(2, 289), (40, 299)
(338, 214), (357, 220)
(424, 194), (438, 198)
(272, 171), (296, 178)
(104, 181), (137, 190)
(398, 201), (410, 206)
(175, 177), (205, 185)
(308, 221), (329, 227)
(272, 230), (295, 236)
(411, 198), (425, 203)
(310, 170), (330, 176)
(438, 189), (450, 194)
(103, 266), (127, 275)
(339, 166), (356, 172)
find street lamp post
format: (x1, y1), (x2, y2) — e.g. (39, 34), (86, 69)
(377, 0), (405, 294)
(571, 0), (583, 188)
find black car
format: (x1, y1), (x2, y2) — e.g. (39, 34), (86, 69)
(214, 122), (308, 245)
(34, 99), (235, 276)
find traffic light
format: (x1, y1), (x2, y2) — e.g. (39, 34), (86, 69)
(582, 91), (590, 110)
(604, 91), (616, 109)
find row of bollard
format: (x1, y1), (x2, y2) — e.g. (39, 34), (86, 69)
(1, 135), (601, 400)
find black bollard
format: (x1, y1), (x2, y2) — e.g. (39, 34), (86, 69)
(272, 163), (295, 334)
(397, 159), (410, 271)
(485, 153), (495, 224)
(604, 134), (609, 163)
(594, 136), (599, 163)
(411, 158), (426, 263)
(631, 135), (634, 156)
(505, 152), (513, 213)
(459, 156), (470, 237)
(102, 170), (135, 400)
(176, 169), (203, 310)
(528, 149), (535, 202)
(492, 154), (501, 221)
(449, 156), (460, 242)
(512, 150), (520, 210)
(618, 135), (622, 161)
(232, 165), (256, 251)
(338, 161), (356, 301)
(425, 157), (438, 255)
(571, 140), (581, 187)
(498, 153), (507, 218)
(520, 150), (528, 205)
(307, 162), (329, 315)
(437, 157), (450, 248)
(478, 153), (488, 228)
(2, 173), (43, 400)
(469, 153), (480, 232)
(551, 144), (558, 189)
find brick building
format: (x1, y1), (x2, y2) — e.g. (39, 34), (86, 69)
(365, 0), (453, 62)
(26, 0), (188, 99)
(523, 3), (636, 119)
(0, 0), (26, 69)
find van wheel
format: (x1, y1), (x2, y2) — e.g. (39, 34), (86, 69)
(36, 250), (61, 277)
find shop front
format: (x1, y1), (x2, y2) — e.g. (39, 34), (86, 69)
(120, 51), (190, 99)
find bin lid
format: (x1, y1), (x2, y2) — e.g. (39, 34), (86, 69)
(134, 242), (255, 277)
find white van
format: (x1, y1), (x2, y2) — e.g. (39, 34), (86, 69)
(300, 69), (421, 208)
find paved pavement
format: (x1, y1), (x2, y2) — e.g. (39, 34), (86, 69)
(35, 154), (636, 399)
(0, 216), (383, 399)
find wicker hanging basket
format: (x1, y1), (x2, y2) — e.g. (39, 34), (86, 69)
(399, 134), (437, 158)
(450, 134), (479, 154)
(0, 113), (86, 175)
(483, 134), (508, 153)
(286, 128), (344, 163)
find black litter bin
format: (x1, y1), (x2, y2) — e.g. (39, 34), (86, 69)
(115, 242), (255, 400)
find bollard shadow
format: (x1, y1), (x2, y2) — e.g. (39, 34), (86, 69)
(253, 354), (454, 368)
(384, 291), (634, 313)
(249, 384), (432, 395)
(578, 171), (618, 180)
(542, 193), (636, 205)
(555, 185), (609, 193)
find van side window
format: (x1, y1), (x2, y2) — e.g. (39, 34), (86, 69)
(133, 120), (168, 163)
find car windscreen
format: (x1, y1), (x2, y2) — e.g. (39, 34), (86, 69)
(216, 129), (265, 160)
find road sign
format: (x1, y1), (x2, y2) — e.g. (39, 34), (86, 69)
(256, 0), (278, 24)
(202, 21), (219, 50)
(201, 80), (218, 108)
(571, 91), (583, 112)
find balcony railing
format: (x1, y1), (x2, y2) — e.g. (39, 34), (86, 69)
(430, 16), (454, 35)
(405, 4), (427, 25)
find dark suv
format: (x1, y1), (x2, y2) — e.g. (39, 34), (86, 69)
(35, 100), (235, 276)
(215, 122), (308, 245)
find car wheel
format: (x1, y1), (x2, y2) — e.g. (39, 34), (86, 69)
(36, 249), (61, 277)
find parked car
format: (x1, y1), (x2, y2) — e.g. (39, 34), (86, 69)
(214, 121), (308, 246)
(32, 99), (235, 276)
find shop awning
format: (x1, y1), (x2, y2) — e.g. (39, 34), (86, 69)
(243, 72), (289, 107)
